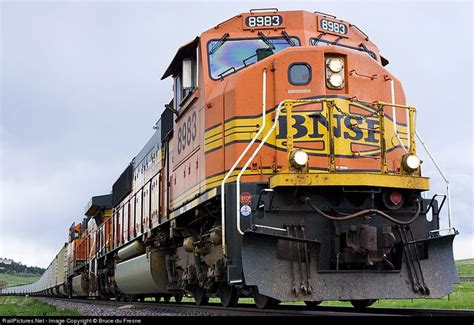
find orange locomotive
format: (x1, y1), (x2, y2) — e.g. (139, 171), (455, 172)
(2, 9), (458, 309)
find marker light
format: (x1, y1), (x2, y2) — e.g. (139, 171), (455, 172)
(290, 149), (309, 168)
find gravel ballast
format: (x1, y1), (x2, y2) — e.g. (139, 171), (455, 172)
(35, 298), (213, 317)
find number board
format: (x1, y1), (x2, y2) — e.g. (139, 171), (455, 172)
(317, 17), (348, 37)
(243, 14), (284, 30)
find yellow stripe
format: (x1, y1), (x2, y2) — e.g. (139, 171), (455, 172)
(224, 119), (260, 131)
(204, 124), (223, 140)
(205, 98), (410, 156)
(204, 168), (275, 189)
(270, 173), (429, 190)
(205, 132), (222, 143)
(171, 168), (276, 210)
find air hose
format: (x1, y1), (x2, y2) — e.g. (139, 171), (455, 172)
(302, 196), (421, 225)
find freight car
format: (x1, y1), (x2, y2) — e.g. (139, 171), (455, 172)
(1, 9), (459, 309)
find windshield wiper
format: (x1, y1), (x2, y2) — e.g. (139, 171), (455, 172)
(209, 32), (230, 55)
(217, 66), (236, 80)
(359, 43), (377, 60)
(281, 30), (296, 47)
(258, 31), (276, 50)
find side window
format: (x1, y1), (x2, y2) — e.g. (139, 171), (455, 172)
(174, 51), (198, 110)
(288, 63), (311, 86)
(174, 75), (182, 108)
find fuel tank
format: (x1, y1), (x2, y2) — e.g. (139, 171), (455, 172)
(71, 274), (89, 296)
(117, 240), (145, 261)
(114, 249), (168, 295)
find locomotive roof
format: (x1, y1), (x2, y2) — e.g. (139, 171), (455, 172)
(161, 9), (382, 79)
(162, 37), (199, 80)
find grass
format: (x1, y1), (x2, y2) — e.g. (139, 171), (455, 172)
(456, 258), (474, 277)
(0, 274), (39, 288)
(317, 283), (474, 310)
(0, 296), (80, 316)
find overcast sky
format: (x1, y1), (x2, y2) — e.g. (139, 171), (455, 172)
(1, 0), (472, 268)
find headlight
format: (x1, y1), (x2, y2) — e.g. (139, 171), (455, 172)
(329, 73), (344, 88)
(402, 154), (421, 171)
(290, 149), (308, 168)
(325, 57), (345, 89)
(327, 58), (343, 73)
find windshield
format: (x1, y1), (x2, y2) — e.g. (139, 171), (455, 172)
(208, 37), (300, 79)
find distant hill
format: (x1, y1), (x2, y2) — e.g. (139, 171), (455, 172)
(0, 274), (40, 288)
(456, 258), (474, 277)
(0, 258), (45, 276)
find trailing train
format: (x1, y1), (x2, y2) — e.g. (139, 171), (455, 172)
(1, 9), (459, 309)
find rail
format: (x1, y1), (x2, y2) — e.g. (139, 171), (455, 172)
(23, 297), (474, 317)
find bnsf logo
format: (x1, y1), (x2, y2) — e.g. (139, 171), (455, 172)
(276, 113), (381, 144)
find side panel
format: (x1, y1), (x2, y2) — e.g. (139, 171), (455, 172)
(143, 182), (151, 232)
(105, 216), (113, 252)
(170, 106), (202, 210)
(57, 245), (66, 286)
(129, 194), (136, 240)
(124, 203), (129, 243)
(151, 174), (160, 228)
(135, 190), (143, 236)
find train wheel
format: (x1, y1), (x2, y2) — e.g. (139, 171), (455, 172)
(192, 286), (209, 306)
(252, 287), (277, 309)
(218, 283), (239, 307)
(350, 299), (377, 309)
(154, 295), (162, 302)
(163, 294), (171, 303)
(174, 293), (183, 303)
(304, 301), (322, 308)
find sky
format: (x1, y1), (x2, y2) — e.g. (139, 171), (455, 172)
(0, 0), (472, 268)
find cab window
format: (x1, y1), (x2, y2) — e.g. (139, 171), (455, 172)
(208, 36), (300, 80)
(174, 53), (197, 110)
(288, 63), (311, 85)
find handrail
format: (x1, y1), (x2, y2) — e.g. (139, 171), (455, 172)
(372, 101), (417, 154)
(221, 68), (268, 255)
(235, 99), (286, 235)
(282, 99), (334, 170)
(326, 102), (337, 171)
(389, 78), (408, 153)
(415, 130), (453, 232)
(377, 102), (388, 173)
(237, 98), (331, 235)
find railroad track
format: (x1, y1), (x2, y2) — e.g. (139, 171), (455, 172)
(35, 297), (474, 317)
